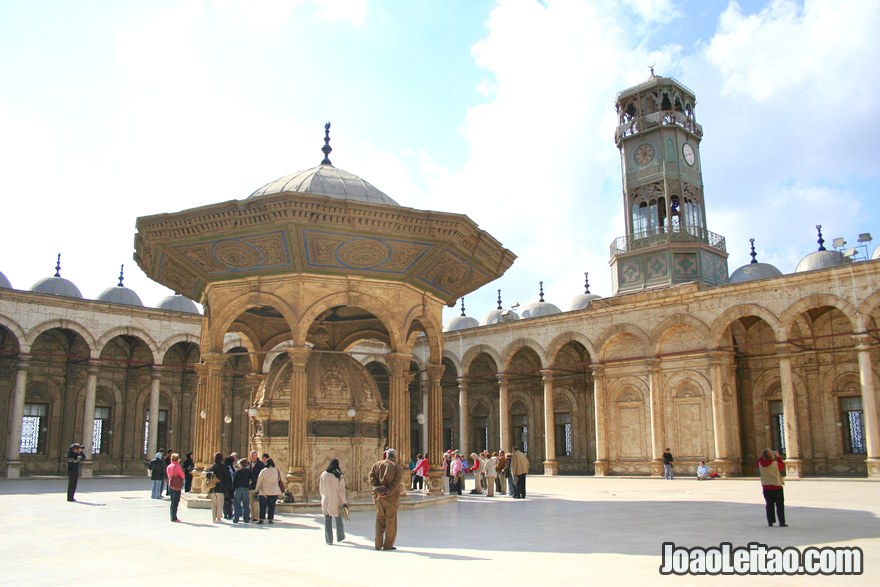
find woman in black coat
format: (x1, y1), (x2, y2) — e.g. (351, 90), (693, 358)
(208, 452), (229, 523)
(182, 452), (195, 492)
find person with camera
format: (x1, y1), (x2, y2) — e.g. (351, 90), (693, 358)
(758, 449), (787, 527)
(66, 443), (86, 502)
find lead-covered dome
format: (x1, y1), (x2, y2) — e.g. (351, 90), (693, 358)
(249, 165), (399, 206)
(872, 245), (880, 260)
(157, 293), (200, 314)
(796, 226), (850, 273)
(520, 282), (561, 319)
(482, 290), (520, 325)
(97, 265), (143, 307)
(0, 270), (11, 289)
(729, 239), (783, 283)
(445, 298), (480, 332)
(569, 272), (602, 310)
(31, 255), (82, 298)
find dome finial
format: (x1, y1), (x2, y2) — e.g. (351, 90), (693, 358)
(583, 272), (591, 294)
(321, 121), (333, 166)
(538, 281), (545, 303)
(117, 264), (125, 287)
(649, 63), (655, 78)
(816, 224), (826, 251)
(749, 238), (758, 264)
(460, 297), (466, 317)
(496, 289), (502, 310)
(54, 253), (61, 278)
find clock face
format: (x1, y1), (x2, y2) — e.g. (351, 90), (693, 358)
(634, 143), (654, 166)
(682, 143), (695, 166)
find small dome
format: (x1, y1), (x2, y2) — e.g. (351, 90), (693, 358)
(729, 263), (783, 283)
(98, 286), (144, 306)
(31, 276), (83, 298)
(482, 308), (520, 325)
(157, 294), (200, 314)
(872, 245), (880, 260)
(445, 315), (480, 332)
(569, 272), (601, 310)
(795, 250), (849, 273)
(249, 164), (398, 207)
(0, 270), (11, 289)
(521, 301), (562, 319)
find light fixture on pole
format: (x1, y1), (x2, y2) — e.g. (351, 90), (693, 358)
(224, 415), (232, 424)
(416, 413), (426, 425)
(346, 406), (356, 418)
(199, 409), (206, 419)
(247, 407), (258, 418)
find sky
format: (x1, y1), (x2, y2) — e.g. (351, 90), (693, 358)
(1, 0), (878, 327)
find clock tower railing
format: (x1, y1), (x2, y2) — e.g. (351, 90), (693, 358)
(610, 226), (727, 256)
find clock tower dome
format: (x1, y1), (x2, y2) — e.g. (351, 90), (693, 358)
(609, 72), (728, 294)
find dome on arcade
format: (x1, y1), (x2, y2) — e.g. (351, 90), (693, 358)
(157, 293), (200, 314)
(795, 226), (849, 273)
(248, 123), (399, 207)
(520, 282), (561, 319)
(445, 298), (480, 332)
(569, 272), (602, 310)
(97, 265), (143, 307)
(729, 239), (783, 284)
(30, 254), (83, 299)
(0, 270), (11, 289)
(872, 244), (880, 260)
(482, 290), (520, 325)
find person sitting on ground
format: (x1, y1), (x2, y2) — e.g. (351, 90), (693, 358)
(696, 460), (721, 480)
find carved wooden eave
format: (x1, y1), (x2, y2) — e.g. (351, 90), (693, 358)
(134, 192), (516, 305)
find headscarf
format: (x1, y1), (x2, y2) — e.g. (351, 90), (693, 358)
(326, 458), (343, 479)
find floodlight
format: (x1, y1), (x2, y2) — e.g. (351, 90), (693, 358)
(832, 237), (846, 249)
(858, 233), (873, 243)
(843, 247), (858, 258)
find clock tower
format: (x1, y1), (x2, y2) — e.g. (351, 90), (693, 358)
(609, 72), (728, 294)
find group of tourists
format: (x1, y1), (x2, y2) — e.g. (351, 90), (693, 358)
(437, 445), (529, 499)
(205, 450), (283, 524)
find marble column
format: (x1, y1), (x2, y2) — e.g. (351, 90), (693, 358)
(192, 354), (226, 492)
(541, 369), (558, 475)
(647, 359), (664, 477)
(592, 365), (608, 476)
(286, 347), (310, 498)
(79, 361), (100, 478)
(5, 357), (30, 478)
(497, 373), (510, 452)
(245, 372), (266, 444)
(457, 377), (469, 452)
(387, 353), (413, 496)
(426, 364), (445, 495)
(776, 343), (803, 478)
(854, 335), (880, 478)
(708, 353), (731, 476)
(147, 367), (161, 460)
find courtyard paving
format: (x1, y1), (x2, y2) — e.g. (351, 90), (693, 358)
(1, 475), (877, 585)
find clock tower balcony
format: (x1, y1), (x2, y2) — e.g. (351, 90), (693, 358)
(615, 111), (703, 147)
(610, 226), (726, 256)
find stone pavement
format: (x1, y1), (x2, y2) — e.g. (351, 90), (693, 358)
(1, 475), (878, 586)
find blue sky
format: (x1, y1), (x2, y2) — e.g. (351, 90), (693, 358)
(1, 0), (878, 327)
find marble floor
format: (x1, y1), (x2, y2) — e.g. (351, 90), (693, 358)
(1, 475), (878, 585)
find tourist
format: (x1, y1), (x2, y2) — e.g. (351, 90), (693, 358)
(66, 443), (85, 502)
(166, 452), (185, 522)
(319, 458), (348, 545)
(509, 445), (529, 499)
(248, 450), (266, 522)
(495, 451), (507, 495)
(414, 453), (430, 492)
(254, 458), (284, 524)
(484, 452), (498, 497)
(412, 453), (424, 490)
(468, 452), (483, 495)
(149, 451), (165, 499)
(182, 451), (195, 492)
(231, 457), (251, 523)
(369, 447), (404, 550)
(441, 451), (452, 494)
(163, 449), (173, 496)
(208, 452), (229, 523)
(408, 454), (417, 489)
(450, 452), (464, 495)
(663, 448), (675, 480)
(758, 449), (787, 527)
(223, 455), (236, 519)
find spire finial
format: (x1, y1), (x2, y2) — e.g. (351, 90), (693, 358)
(320, 122), (333, 165)
(460, 297), (466, 317)
(496, 289), (502, 310)
(584, 272), (591, 294)
(538, 281), (545, 303)
(649, 63), (655, 77)
(816, 224), (826, 251)
(54, 253), (61, 278)
(118, 264), (125, 287)
(749, 238), (757, 264)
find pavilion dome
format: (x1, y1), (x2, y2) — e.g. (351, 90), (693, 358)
(249, 164), (399, 207)
(0, 270), (11, 289)
(445, 298), (480, 332)
(481, 290), (520, 325)
(729, 239), (782, 283)
(520, 282), (561, 319)
(873, 245), (880, 260)
(97, 265), (143, 307)
(157, 293), (200, 314)
(30, 255), (82, 298)
(795, 250), (849, 273)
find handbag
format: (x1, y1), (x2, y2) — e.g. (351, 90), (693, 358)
(283, 490), (294, 503)
(205, 472), (219, 491)
(277, 472), (286, 494)
(169, 475), (184, 492)
(340, 504), (350, 521)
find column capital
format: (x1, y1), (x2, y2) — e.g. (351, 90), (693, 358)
(16, 355), (31, 371)
(201, 352), (228, 370)
(150, 365), (164, 380)
(386, 353), (412, 374)
(86, 359), (101, 376)
(852, 333), (874, 351)
(589, 363), (605, 377)
(496, 372), (509, 386)
(646, 357), (661, 371)
(286, 347), (311, 369)
(774, 341), (794, 358)
(456, 376), (469, 389)
(425, 364), (445, 383)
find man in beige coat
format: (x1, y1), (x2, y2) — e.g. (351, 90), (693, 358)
(509, 445), (529, 499)
(369, 448), (404, 550)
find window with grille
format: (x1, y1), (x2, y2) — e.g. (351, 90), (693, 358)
(473, 416), (488, 452)
(840, 396), (866, 455)
(21, 403), (48, 454)
(143, 409), (168, 455)
(512, 414), (528, 454)
(769, 400), (786, 454)
(93, 406), (110, 455)
(555, 412), (572, 457)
